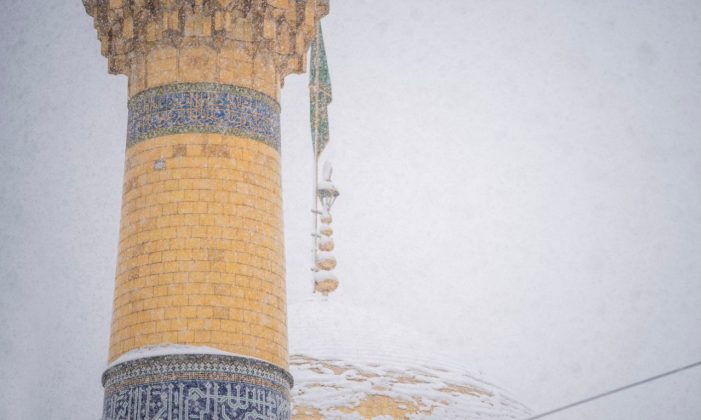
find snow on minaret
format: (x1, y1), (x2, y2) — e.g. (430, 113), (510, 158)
(314, 161), (339, 296)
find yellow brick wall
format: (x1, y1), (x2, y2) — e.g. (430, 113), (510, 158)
(128, 45), (279, 100)
(109, 132), (287, 368)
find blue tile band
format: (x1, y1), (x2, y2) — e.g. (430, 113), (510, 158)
(127, 83), (281, 151)
(101, 354), (292, 420)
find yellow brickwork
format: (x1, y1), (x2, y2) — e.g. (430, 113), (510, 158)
(128, 44), (279, 100)
(82, 0), (330, 381)
(109, 133), (288, 368)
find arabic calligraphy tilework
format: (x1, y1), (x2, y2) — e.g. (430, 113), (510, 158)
(127, 83), (281, 151)
(102, 354), (292, 420)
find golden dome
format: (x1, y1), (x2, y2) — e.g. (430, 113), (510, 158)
(288, 299), (529, 419)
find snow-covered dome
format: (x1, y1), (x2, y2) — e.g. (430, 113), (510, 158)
(288, 298), (529, 419)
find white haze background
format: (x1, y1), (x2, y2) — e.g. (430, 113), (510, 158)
(1, 0), (700, 419)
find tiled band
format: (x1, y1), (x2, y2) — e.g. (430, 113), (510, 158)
(102, 354), (293, 420)
(127, 83), (281, 151)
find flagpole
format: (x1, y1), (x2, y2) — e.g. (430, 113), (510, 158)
(312, 142), (319, 279)
(312, 149), (319, 278)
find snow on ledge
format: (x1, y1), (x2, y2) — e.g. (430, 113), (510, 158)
(314, 270), (338, 282)
(107, 344), (256, 369)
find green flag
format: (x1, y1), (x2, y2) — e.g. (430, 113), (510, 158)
(310, 23), (332, 159)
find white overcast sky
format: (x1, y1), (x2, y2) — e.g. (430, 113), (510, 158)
(1, 1), (700, 419)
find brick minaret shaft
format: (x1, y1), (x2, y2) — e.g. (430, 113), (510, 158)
(83, 1), (328, 418)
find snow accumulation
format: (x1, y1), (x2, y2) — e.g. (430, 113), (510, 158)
(314, 270), (338, 282)
(316, 251), (336, 261)
(288, 298), (530, 419)
(107, 344), (258, 369)
(105, 294), (529, 418)
(317, 180), (337, 191)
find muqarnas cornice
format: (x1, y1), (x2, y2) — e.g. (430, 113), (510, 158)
(82, 0), (330, 80)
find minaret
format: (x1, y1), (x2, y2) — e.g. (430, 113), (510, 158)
(82, 1), (329, 418)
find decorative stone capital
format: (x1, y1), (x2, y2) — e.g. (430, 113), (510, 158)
(83, 0), (329, 97)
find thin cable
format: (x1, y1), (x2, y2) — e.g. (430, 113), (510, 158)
(525, 359), (701, 420)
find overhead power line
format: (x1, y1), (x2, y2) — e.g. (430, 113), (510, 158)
(524, 359), (701, 420)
